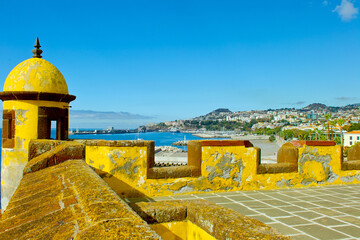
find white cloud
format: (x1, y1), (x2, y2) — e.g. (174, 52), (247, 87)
(333, 0), (358, 21)
(70, 110), (153, 120)
(323, 0), (329, 6)
(69, 110), (155, 129)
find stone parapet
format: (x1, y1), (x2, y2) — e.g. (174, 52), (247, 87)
(24, 141), (85, 174)
(0, 160), (161, 239)
(132, 200), (288, 240)
(290, 140), (336, 147)
(28, 139), (70, 160)
(25, 139), (360, 198)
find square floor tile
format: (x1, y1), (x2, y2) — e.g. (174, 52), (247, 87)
(218, 203), (258, 215)
(241, 190), (262, 195)
(328, 189), (355, 195)
(294, 224), (349, 239)
(256, 208), (292, 217)
(311, 207), (344, 216)
(227, 195), (254, 202)
(275, 216), (311, 226)
(328, 196), (353, 203)
(309, 200), (343, 208)
(239, 200), (271, 209)
(267, 223), (300, 235)
(333, 225), (360, 238)
(249, 214), (275, 223)
(290, 234), (317, 240)
(301, 190), (328, 196)
(292, 201), (320, 208)
(278, 206), (305, 212)
(246, 193), (275, 200)
(261, 199), (289, 207)
(313, 217), (347, 226)
(284, 191), (311, 197)
(293, 211), (323, 220)
(265, 193), (298, 202)
(205, 196), (232, 204)
(297, 196), (323, 202)
(336, 216), (360, 225)
(333, 207), (360, 216)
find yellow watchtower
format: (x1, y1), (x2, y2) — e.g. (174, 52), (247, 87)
(0, 38), (76, 210)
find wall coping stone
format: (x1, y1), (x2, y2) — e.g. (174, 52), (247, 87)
(0, 160), (161, 239)
(290, 140), (335, 147)
(132, 200), (288, 240)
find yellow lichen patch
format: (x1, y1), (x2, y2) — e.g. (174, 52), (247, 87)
(301, 161), (326, 182)
(3, 58), (69, 94)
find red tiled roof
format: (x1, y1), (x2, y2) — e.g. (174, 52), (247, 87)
(346, 131), (360, 134)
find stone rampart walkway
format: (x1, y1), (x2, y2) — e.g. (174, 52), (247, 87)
(147, 184), (360, 240)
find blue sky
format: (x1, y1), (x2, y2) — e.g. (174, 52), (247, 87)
(0, 0), (359, 128)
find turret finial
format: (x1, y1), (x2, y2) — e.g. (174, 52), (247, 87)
(32, 37), (43, 58)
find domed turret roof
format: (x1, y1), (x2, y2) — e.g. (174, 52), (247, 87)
(0, 38), (75, 103)
(3, 57), (69, 95)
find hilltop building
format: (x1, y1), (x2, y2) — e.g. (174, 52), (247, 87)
(344, 131), (360, 147)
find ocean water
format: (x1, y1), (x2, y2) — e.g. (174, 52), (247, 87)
(0, 129), (278, 153)
(69, 131), (205, 151)
(0, 129), (224, 151)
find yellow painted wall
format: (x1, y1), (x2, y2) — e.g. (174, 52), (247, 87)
(86, 144), (256, 197)
(1, 100), (68, 211)
(85, 142), (360, 198)
(85, 145), (148, 197)
(150, 221), (216, 240)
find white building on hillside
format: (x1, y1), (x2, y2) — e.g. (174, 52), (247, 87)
(344, 131), (360, 147)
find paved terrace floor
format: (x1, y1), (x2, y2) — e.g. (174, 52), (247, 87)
(125, 184), (360, 240)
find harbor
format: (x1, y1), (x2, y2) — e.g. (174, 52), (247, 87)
(68, 131), (280, 164)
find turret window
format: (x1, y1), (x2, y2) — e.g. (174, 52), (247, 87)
(38, 107), (69, 140)
(2, 110), (15, 148)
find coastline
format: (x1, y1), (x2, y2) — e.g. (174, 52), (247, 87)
(192, 133), (270, 140)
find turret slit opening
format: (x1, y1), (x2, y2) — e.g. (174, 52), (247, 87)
(2, 110), (15, 148)
(38, 107), (69, 140)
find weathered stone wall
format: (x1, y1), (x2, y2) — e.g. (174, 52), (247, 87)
(0, 160), (161, 239)
(1, 100), (70, 212)
(24, 140), (85, 174)
(84, 140), (260, 197)
(82, 140), (360, 197)
(132, 199), (288, 240)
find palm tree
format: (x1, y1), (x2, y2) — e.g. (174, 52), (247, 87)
(324, 114), (331, 140)
(330, 120), (337, 140)
(337, 118), (345, 146)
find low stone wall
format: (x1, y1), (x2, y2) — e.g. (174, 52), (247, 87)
(132, 200), (288, 239)
(84, 140), (260, 197)
(0, 160), (161, 239)
(23, 139), (360, 199)
(81, 139), (360, 198)
(24, 140), (84, 174)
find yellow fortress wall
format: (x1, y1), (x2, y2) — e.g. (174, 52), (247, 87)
(83, 139), (360, 198)
(1, 100), (68, 210)
(0, 43), (76, 211)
